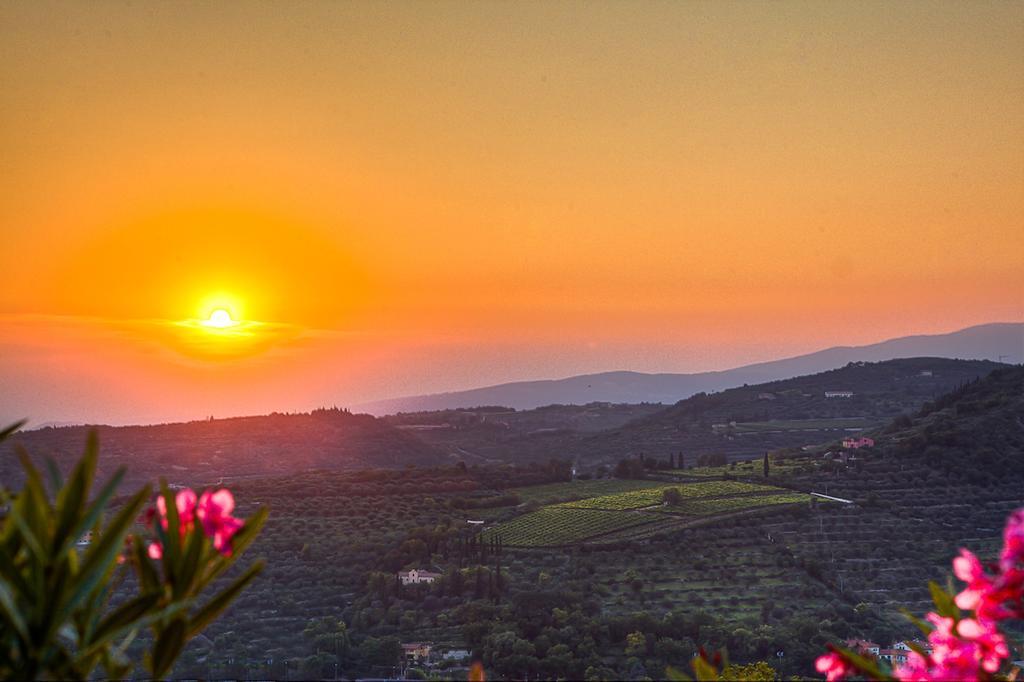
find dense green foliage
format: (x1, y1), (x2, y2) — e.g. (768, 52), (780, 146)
(3, 364), (1018, 679)
(571, 358), (1005, 466)
(0, 409), (448, 490)
(168, 365), (1022, 679)
(0, 425), (266, 679)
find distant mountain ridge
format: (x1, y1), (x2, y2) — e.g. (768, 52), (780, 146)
(355, 323), (1023, 415)
(567, 356), (1006, 466)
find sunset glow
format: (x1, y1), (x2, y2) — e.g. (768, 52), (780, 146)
(3, 5), (1022, 679)
(203, 309), (237, 329)
(0, 1), (1021, 425)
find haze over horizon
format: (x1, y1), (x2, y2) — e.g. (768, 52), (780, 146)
(1, 321), (1019, 427)
(2, 2), (1022, 425)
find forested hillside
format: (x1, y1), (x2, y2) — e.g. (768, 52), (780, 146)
(0, 408), (448, 489)
(568, 357), (1004, 466)
(158, 365), (1022, 679)
(376, 358), (1005, 468)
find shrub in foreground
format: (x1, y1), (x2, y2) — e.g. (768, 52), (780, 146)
(0, 422), (267, 679)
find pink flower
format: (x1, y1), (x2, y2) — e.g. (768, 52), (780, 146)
(896, 612), (1011, 680)
(815, 651), (852, 682)
(953, 549), (993, 612)
(952, 548), (1017, 622)
(143, 487), (246, 558)
(919, 613), (981, 679)
(142, 489), (199, 561)
(956, 618), (1009, 674)
(1000, 508), (1024, 572)
(831, 508), (1024, 682)
(950, 509), (1024, 624)
(893, 651), (932, 681)
(152, 488), (198, 535)
(197, 488), (244, 556)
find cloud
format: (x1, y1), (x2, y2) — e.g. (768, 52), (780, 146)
(0, 313), (316, 364)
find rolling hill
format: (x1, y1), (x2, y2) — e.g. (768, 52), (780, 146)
(354, 323), (1022, 414)
(173, 364), (1023, 679)
(815, 363), (1024, 494)
(566, 357), (1007, 466)
(0, 408), (448, 489)
(366, 358), (1008, 467)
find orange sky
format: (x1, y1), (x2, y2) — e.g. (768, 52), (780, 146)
(1, 1), (1022, 424)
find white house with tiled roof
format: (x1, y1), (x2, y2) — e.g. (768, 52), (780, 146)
(398, 568), (441, 585)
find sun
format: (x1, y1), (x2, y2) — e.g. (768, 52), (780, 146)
(202, 308), (238, 329)
(172, 297), (278, 357)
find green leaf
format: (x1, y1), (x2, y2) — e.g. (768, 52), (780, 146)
(44, 458), (64, 496)
(0, 579), (30, 644)
(55, 487), (149, 629)
(8, 498), (46, 564)
(0, 539), (33, 596)
(81, 592), (161, 653)
(16, 447), (48, 505)
(664, 665), (692, 681)
(57, 467), (126, 562)
(929, 580), (959, 619)
(53, 432), (98, 555)
(830, 645), (895, 681)
(132, 534), (161, 592)
(188, 559), (264, 637)
(194, 506), (267, 592)
(159, 482), (182, 576)
(174, 522), (206, 600)
(150, 618), (186, 679)
(0, 419), (26, 441)
(690, 656), (719, 681)
(900, 607), (933, 637)
(0, 427), (266, 680)
(98, 651), (132, 681)
(14, 449), (53, 551)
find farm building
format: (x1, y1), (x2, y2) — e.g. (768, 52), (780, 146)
(398, 569), (441, 585)
(842, 437), (875, 449)
(441, 649), (471, 662)
(402, 642), (433, 663)
(878, 641), (932, 667)
(757, 392), (777, 400)
(823, 450), (861, 464)
(845, 639), (880, 656)
(825, 391), (855, 398)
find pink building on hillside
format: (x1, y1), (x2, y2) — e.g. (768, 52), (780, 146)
(842, 437), (875, 449)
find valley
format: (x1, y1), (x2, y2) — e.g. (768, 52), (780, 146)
(88, 364), (1022, 679)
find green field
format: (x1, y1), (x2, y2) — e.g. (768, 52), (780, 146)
(486, 479), (813, 547)
(482, 507), (658, 546)
(668, 492), (812, 516)
(663, 466), (728, 477)
(732, 418), (878, 433)
(581, 515), (692, 544)
(510, 479), (662, 505)
(557, 480), (782, 510)
(665, 456), (819, 478)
